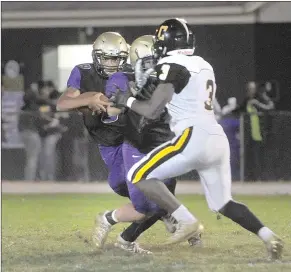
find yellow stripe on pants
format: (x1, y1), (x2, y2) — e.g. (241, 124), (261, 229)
(132, 127), (191, 183)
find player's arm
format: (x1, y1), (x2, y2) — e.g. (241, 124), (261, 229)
(125, 63), (190, 119)
(129, 83), (174, 119)
(249, 94), (274, 111)
(56, 66), (110, 112)
(57, 87), (89, 111)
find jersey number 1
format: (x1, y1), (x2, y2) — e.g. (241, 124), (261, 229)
(204, 80), (214, 111)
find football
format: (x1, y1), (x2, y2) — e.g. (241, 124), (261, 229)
(77, 92), (109, 115)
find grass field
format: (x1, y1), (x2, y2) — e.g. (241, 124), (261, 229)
(2, 194), (291, 272)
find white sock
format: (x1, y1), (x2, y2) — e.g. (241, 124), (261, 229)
(111, 210), (119, 223)
(104, 210), (118, 225)
(258, 227), (274, 242)
(171, 205), (197, 223)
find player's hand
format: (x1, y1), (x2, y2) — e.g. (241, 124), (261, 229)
(129, 79), (156, 101)
(88, 93), (112, 112)
(110, 85), (132, 109)
(135, 58), (155, 90)
(136, 82), (156, 100)
(106, 105), (123, 116)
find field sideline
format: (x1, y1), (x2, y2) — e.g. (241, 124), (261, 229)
(2, 181), (291, 195)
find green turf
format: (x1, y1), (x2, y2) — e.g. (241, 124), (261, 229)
(2, 194), (291, 272)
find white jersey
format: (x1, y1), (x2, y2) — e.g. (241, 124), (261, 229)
(157, 55), (220, 135)
(129, 55), (231, 213)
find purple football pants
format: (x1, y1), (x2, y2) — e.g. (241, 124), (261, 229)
(99, 143), (176, 214)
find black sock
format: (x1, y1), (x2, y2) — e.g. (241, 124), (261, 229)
(157, 209), (169, 222)
(105, 210), (118, 225)
(121, 213), (161, 242)
(157, 178), (177, 221)
(166, 178), (177, 195)
(219, 200), (264, 235)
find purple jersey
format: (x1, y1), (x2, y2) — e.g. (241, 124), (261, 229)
(67, 66), (82, 90)
(67, 63), (126, 146)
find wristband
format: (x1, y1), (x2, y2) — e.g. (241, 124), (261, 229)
(126, 97), (136, 108)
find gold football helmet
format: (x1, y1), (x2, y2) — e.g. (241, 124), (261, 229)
(129, 35), (155, 69)
(92, 32), (128, 77)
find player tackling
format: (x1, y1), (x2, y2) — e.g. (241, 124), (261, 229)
(112, 18), (283, 260)
(57, 31), (200, 254)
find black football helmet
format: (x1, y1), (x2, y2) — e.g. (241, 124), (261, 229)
(153, 18), (195, 59)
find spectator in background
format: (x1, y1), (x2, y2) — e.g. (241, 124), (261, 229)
(37, 80), (67, 181)
(19, 81), (44, 180)
(213, 97), (222, 121)
(1, 81), (7, 143)
(59, 111), (90, 182)
(221, 97), (237, 116)
(46, 80), (61, 102)
(236, 81), (274, 181)
(237, 81), (274, 114)
(19, 80), (66, 181)
(219, 97), (240, 180)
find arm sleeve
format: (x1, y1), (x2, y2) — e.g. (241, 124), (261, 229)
(67, 66), (81, 90)
(155, 63), (191, 94)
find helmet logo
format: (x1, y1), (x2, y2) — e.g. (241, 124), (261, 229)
(157, 25), (168, 41)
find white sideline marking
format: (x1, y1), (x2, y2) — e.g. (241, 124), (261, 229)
(2, 181), (291, 195)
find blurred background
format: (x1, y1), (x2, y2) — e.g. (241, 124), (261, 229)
(1, 1), (291, 182)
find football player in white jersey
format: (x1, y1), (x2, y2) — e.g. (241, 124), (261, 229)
(112, 18), (283, 260)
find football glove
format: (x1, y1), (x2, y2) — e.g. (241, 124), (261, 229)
(135, 58), (155, 90)
(129, 81), (156, 101)
(136, 82), (156, 100)
(110, 84), (133, 109)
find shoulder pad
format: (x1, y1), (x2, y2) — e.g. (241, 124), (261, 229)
(158, 55), (213, 74)
(157, 55), (189, 72)
(155, 62), (191, 93)
(157, 55), (179, 65)
(77, 63), (93, 70)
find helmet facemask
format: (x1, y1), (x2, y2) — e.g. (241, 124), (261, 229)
(153, 39), (168, 61)
(92, 32), (129, 78)
(134, 49), (156, 71)
(92, 49), (128, 78)
(130, 35), (157, 71)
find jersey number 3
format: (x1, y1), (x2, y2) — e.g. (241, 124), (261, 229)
(159, 64), (170, 81)
(204, 80), (214, 111)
